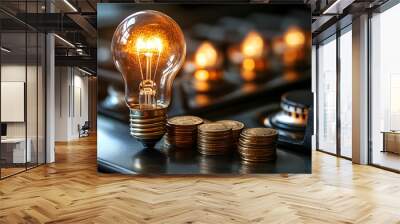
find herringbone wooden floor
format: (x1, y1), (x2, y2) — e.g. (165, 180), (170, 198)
(1, 135), (400, 224)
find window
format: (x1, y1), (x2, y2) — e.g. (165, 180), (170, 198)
(370, 3), (400, 171)
(339, 27), (352, 158)
(317, 35), (337, 154)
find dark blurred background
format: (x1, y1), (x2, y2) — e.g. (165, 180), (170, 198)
(98, 4), (311, 119)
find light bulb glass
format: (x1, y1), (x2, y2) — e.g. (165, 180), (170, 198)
(111, 10), (186, 110)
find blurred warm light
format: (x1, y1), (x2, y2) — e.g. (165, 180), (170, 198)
(241, 69), (257, 82)
(194, 81), (212, 92)
(284, 27), (305, 48)
(193, 42), (223, 84)
(194, 70), (210, 81)
(241, 56), (267, 82)
(195, 94), (211, 105)
(194, 69), (222, 82)
(227, 46), (243, 64)
(283, 49), (299, 66)
(242, 58), (256, 71)
(272, 37), (285, 55)
(242, 82), (258, 92)
(241, 31), (264, 58)
(195, 42), (218, 68)
(283, 70), (300, 81)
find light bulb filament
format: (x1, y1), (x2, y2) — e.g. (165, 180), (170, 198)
(135, 36), (163, 105)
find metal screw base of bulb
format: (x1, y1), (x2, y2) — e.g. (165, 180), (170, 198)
(129, 107), (167, 148)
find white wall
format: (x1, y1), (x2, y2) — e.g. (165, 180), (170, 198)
(54, 67), (89, 141)
(1, 65), (26, 139)
(72, 73), (89, 138)
(1, 65), (39, 138)
(1, 64), (45, 164)
(55, 66), (69, 141)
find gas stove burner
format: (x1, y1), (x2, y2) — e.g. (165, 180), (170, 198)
(263, 90), (313, 149)
(272, 90), (312, 131)
(281, 90), (312, 114)
(269, 111), (307, 132)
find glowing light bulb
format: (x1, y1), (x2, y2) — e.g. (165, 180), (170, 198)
(194, 70), (210, 81)
(111, 10), (186, 147)
(284, 27), (305, 48)
(195, 42), (219, 69)
(241, 31), (264, 58)
(241, 58), (257, 82)
(242, 58), (256, 71)
(193, 41), (222, 83)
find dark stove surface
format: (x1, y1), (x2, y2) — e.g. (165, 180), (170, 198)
(97, 104), (311, 175)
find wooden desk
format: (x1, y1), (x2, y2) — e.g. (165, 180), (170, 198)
(382, 131), (400, 154)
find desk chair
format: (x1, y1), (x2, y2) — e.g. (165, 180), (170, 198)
(78, 121), (90, 138)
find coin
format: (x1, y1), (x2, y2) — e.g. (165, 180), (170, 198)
(198, 133), (232, 138)
(167, 116), (203, 126)
(197, 122), (233, 155)
(165, 115), (204, 149)
(216, 120), (244, 131)
(216, 120), (244, 145)
(197, 141), (230, 150)
(238, 127), (278, 162)
(241, 128), (278, 138)
(198, 123), (231, 133)
(238, 138), (276, 147)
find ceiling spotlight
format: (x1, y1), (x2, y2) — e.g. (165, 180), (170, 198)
(54, 34), (75, 48)
(1, 47), (11, 53)
(77, 67), (93, 76)
(322, 0), (354, 15)
(63, 0), (78, 12)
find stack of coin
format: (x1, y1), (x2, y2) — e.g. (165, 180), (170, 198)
(165, 116), (203, 149)
(216, 120), (244, 145)
(238, 128), (278, 162)
(197, 123), (233, 155)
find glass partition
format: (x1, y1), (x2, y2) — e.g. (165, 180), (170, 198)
(1, 30), (28, 177)
(0, 1), (46, 179)
(38, 32), (46, 165)
(27, 30), (38, 169)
